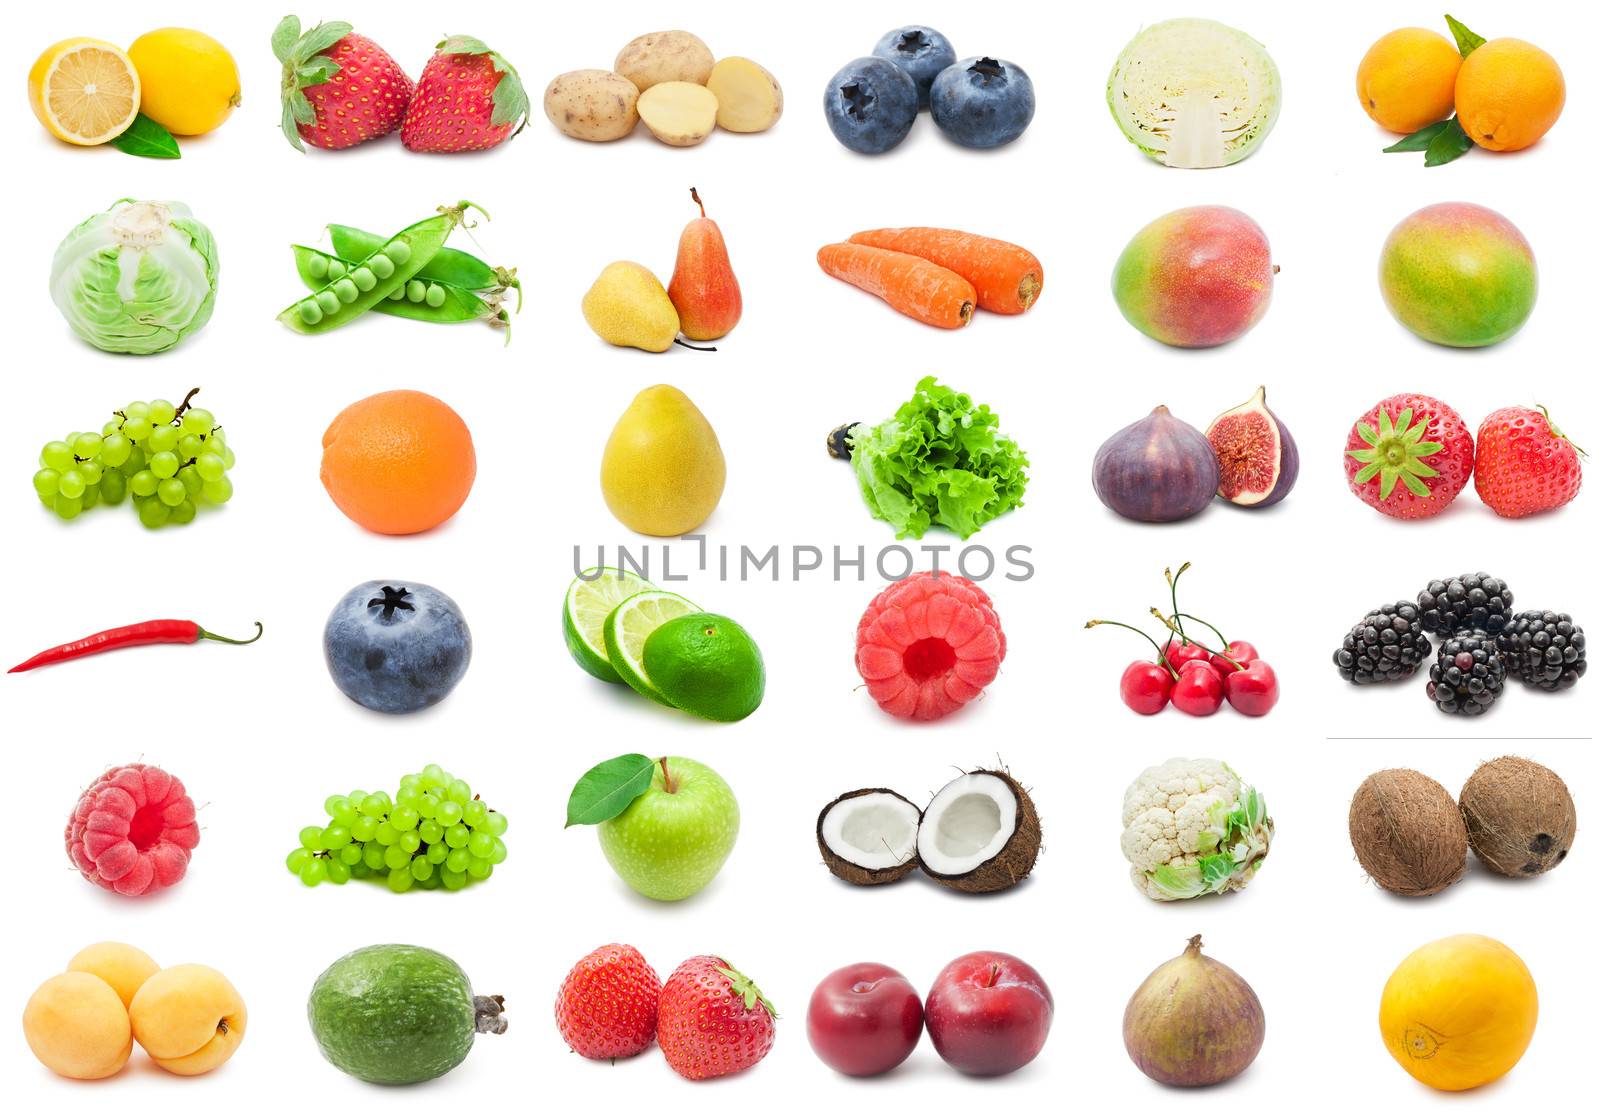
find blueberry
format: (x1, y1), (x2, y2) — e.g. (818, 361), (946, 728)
(929, 57), (1036, 149)
(871, 26), (957, 109)
(324, 581), (471, 714)
(822, 57), (918, 154)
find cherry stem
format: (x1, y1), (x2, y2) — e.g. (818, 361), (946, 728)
(1175, 612), (1229, 648)
(1165, 562), (1192, 641)
(1149, 610), (1242, 669)
(658, 757), (677, 795)
(1085, 619), (1177, 679)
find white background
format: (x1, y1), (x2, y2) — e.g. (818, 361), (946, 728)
(3, 0), (1594, 1110)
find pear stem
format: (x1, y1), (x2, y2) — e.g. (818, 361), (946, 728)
(689, 186), (706, 219)
(673, 338), (717, 352)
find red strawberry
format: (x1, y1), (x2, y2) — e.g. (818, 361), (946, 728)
(274, 16), (413, 151)
(555, 943), (662, 1060)
(401, 35), (529, 153)
(1474, 405), (1585, 518)
(656, 956), (776, 1081)
(855, 571), (1006, 721)
(1344, 393), (1474, 519)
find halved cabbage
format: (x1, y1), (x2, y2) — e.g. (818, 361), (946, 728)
(1107, 18), (1281, 169)
(50, 199), (218, 355)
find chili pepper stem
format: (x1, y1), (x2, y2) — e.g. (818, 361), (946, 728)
(196, 621), (264, 646)
(1149, 609), (1242, 670)
(1085, 619), (1178, 679)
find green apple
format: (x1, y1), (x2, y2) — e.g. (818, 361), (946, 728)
(598, 756), (738, 901)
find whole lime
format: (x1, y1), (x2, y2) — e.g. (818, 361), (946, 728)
(642, 612), (764, 721)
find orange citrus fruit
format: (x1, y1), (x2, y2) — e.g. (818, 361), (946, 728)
(28, 38), (141, 145)
(1454, 38), (1565, 151)
(1356, 28), (1461, 134)
(320, 390), (476, 535)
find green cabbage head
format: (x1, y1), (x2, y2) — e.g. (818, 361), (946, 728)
(51, 199), (218, 355)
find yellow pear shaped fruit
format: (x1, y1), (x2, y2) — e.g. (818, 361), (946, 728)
(601, 385), (725, 535)
(583, 261), (681, 352)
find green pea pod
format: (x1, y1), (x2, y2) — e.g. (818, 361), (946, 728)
(278, 201), (487, 334)
(329, 224), (522, 313)
(292, 245), (512, 344)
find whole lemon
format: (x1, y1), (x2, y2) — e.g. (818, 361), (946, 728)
(1355, 28), (1461, 134)
(1379, 934), (1537, 1091)
(1454, 38), (1565, 151)
(127, 28), (240, 136)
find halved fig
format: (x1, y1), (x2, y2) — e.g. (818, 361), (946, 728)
(1206, 385), (1299, 508)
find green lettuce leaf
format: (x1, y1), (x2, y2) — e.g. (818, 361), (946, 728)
(849, 377), (1029, 539)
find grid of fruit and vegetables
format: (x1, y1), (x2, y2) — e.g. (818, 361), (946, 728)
(9, 4), (1593, 1106)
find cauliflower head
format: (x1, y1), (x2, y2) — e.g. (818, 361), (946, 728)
(1120, 757), (1272, 901)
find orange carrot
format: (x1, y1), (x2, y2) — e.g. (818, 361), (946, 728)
(816, 243), (975, 329)
(847, 228), (1043, 314)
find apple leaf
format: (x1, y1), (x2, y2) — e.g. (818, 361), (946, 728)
(565, 754), (657, 827)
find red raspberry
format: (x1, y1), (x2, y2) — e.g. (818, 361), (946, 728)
(855, 571), (1007, 721)
(554, 943), (662, 1060)
(64, 763), (199, 897)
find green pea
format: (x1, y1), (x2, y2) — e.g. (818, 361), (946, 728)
(316, 290), (342, 315)
(385, 239), (412, 266)
(307, 254), (329, 280)
(368, 253), (395, 279)
(424, 283), (447, 308)
(327, 259), (347, 280)
(351, 267), (377, 292)
(407, 280), (426, 303)
(387, 287), (406, 301)
(333, 278), (359, 304)
(298, 300), (324, 325)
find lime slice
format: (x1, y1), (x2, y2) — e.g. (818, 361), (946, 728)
(564, 568), (657, 683)
(603, 590), (699, 705)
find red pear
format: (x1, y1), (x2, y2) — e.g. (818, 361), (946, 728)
(668, 188), (742, 341)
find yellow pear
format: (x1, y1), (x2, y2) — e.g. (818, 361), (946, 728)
(582, 261), (680, 352)
(601, 385), (725, 535)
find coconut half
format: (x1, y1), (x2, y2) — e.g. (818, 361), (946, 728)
(916, 770), (1041, 893)
(1107, 18), (1281, 169)
(817, 788), (922, 885)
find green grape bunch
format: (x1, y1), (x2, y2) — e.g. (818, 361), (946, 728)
(32, 387), (236, 528)
(286, 763), (509, 893)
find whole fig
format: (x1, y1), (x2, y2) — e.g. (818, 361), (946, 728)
(1123, 935), (1264, 1087)
(1092, 406), (1219, 523)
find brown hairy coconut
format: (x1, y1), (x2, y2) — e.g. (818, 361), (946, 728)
(1348, 769), (1467, 897)
(1460, 756), (1577, 877)
(816, 788), (922, 885)
(916, 769), (1042, 894)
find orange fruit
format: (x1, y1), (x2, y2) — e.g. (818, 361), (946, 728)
(1454, 38), (1565, 151)
(1356, 28), (1461, 134)
(321, 390), (475, 535)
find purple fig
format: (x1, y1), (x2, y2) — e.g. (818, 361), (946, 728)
(1206, 386), (1298, 508)
(1092, 405), (1220, 523)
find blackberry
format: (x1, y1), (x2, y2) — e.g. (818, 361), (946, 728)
(1334, 603), (1431, 684)
(1427, 630), (1507, 715)
(1497, 610), (1587, 692)
(1417, 572), (1514, 637)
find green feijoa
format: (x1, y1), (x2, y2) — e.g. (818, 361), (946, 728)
(299, 300), (324, 325)
(368, 253), (395, 279)
(333, 278), (359, 303)
(327, 258), (346, 279)
(316, 290), (342, 315)
(407, 280), (426, 302)
(351, 267), (377, 291)
(307, 254), (330, 280)
(386, 239), (413, 266)
(425, 284), (446, 308)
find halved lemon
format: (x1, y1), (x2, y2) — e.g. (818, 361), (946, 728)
(28, 38), (141, 145)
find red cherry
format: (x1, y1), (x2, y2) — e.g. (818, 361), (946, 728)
(1120, 661), (1174, 715)
(1209, 640), (1260, 676)
(1162, 638), (1212, 671)
(1224, 660), (1280, 717)
(1170, 660), (1224, 716)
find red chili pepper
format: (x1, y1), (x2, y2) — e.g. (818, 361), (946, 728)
(9, 619), (263, 673)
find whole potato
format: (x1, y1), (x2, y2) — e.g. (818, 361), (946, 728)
(543, 69), (641, 142)
(615, 31), (714, 92)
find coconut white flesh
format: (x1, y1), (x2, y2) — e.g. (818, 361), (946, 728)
(1107, 18), (1280, 169)
(822, 793), (920, 871)
(918, 773), (1017, 875)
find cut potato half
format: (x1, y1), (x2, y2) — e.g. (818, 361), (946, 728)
(637, 81), (719, 146)
(706, 57), (783, 133)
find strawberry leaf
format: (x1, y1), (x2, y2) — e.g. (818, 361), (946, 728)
(280, 99), (307, 153)
(297, 57), (340, 86)
(1444, 15), (1486, 58)
(271, 16), (302, 64)
(565, 754), (657, 827)
(1423, 117), (1474, 166)
(296, 20), (353, 63)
